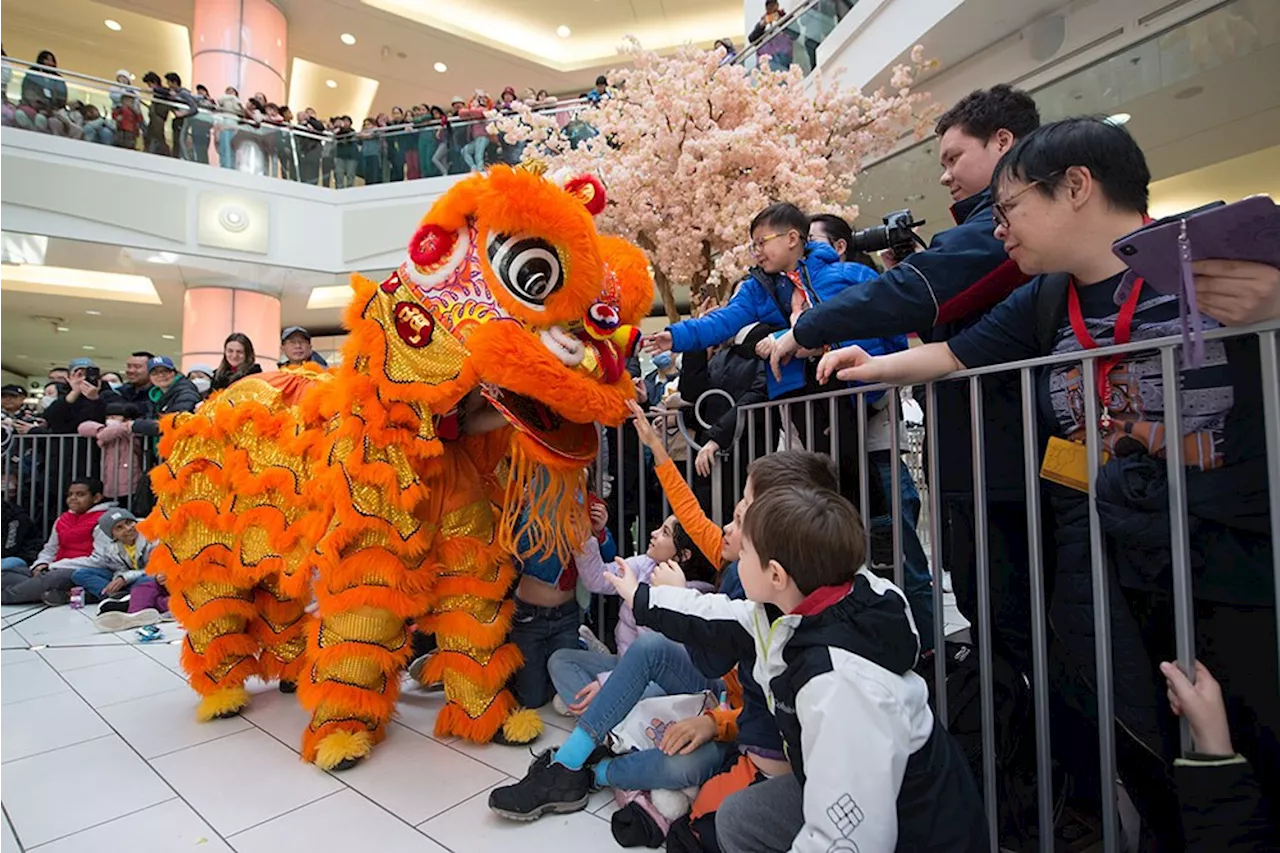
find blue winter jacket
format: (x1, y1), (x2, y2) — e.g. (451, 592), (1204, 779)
(668, 242), (883, 352)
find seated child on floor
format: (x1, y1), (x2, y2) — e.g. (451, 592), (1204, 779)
(487, 437), (841, 832)
(71, 508), (155, 604)
(548, 513), (718, 715)
(611, 486), (988, 853)
(2, 477), (113, 606)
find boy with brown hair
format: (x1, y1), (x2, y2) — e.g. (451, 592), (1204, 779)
(609, 486), (987, 852)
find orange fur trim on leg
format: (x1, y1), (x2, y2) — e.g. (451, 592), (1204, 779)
(301, 719), (386, 765)
(434, 688), (518, 743)
(422, 599), (515, 651)
(296, 671), (401, 727)
(422, 642), (523, 694)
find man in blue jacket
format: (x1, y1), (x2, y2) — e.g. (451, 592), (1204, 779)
(764, 84), (1041, 675)
(643, 202), (903, 515)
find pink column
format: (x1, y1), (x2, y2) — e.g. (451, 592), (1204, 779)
(182, 288), (282, 373)
(192, 0), (288, 103)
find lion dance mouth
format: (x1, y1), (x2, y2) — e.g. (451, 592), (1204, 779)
(139, 164), (653, 770)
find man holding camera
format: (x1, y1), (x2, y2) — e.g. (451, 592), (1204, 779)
(766, 84), (1043, 677)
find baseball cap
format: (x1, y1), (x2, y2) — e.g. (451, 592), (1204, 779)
(68, 357), (97, 370)
(148, 355), (177, 372)
(281, 326), (311, 342)
(1, 384), (24, 396)
(96, 507), (137, 538)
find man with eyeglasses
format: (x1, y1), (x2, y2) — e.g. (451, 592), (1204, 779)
(766, 84), (1043, 676)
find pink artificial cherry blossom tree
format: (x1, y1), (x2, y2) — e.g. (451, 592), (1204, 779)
(493, 40), (939, 320)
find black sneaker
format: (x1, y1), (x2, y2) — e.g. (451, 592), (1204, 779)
(488, 750), (591, 821)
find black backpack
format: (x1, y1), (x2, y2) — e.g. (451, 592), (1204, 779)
(924, 640), (1055, 846)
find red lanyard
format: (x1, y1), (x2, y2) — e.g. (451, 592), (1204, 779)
(1067, 276), (1143, 430)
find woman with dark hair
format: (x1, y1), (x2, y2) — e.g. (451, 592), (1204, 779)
(211, 333), (262, 391)
(17, 50), (79, 137)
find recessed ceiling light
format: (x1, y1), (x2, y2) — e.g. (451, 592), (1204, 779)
(325, 79), (338, 89)
(556, 25), (572, 37)
(82, 345), (95, 351)
(162, 334), (176, 340)
(146, 252), (177, 264)
(1106, 112), (1131, 126)
(104, 19), (122, 31)
(18, 355), (29, 359)
(85, 310), (102, 316)
(434, 62), (448, 73)
(340, 33), (357, 45)
(56, 326), (70, 332)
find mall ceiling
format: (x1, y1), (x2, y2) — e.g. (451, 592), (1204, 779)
(1, 0), (740, 121)
(853, 0), (1280, 240)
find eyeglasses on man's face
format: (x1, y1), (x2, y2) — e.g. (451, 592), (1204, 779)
(750, 231), (792, 254)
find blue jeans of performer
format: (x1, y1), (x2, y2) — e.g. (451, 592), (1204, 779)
(870, 450), (935, 650)
(508, 598), (581, 709)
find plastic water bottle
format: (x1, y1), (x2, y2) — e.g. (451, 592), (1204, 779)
(69, 587), (85, 610)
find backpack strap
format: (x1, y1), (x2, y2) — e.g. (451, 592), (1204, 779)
(1032, 274), (1071, 356)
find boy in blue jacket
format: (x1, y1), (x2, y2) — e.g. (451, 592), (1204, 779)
(642, 202), (904, 515)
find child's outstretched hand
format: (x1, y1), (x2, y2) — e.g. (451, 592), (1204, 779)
(604, 557), (641, 607)
(651, 560), (687, 588)
(589, 501), (609, 534)
(627, 400), (669, 462)
(1160, 660), (1234, 756)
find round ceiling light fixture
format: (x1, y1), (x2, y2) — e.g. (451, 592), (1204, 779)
(162, 334), (176, 340)
(85, 310), (102, 316)
(340, 33), (357, 45)
(325, 79), (338, 89)
(1106, 112), (1132, 126)
(104, 19), (122, 31)
(556, 25), (572, 38)
(434, 62), (448, 73)
(82, 345), (96, 351)
(56, 326), (70, 332)
(219, 206), (250, 233)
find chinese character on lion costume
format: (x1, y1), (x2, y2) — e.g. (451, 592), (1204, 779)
(138, 163), (653, 770)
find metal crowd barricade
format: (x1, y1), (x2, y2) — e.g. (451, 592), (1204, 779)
(1, 432), (158, 536)
(596, 320), (1280, 853)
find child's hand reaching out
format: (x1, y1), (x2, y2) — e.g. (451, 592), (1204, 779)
(1160, 660), (1233, 757)
(651, 560), (687, 588)
(604, 557), (641, 607)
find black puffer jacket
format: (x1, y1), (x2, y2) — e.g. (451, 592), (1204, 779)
(211, 362), (263, 392)
(131, 375), (204, 436)
(676, 332), (768, 450)
(2, 500), (43, 564)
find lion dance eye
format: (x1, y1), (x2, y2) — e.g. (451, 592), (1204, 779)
(486, 233), (564, 309)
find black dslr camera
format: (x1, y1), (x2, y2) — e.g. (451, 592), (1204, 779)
(850, 209), (926, 264)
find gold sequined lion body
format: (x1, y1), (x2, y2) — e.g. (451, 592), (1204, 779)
(139, 165), (653, 770)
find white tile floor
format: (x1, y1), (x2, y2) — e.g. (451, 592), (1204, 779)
(0, 602), (620, 853)
(1, 595), (972, 853)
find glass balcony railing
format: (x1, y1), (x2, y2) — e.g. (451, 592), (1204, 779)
(736, 0), (858, 76)
(0, 4), (853, 188)
(0, 57), (596, 185)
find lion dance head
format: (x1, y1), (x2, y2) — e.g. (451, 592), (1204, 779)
(344, 164), (654, 559)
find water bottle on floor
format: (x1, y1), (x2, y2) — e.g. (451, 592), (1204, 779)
(69, 587), (85, 610)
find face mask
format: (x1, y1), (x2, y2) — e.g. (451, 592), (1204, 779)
(41, 395), (57, 410)
(108, 382), (123, 392)
(192, 377), (212, 394)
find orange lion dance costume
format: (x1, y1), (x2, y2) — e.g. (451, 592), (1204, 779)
(139, 164), (653, 770)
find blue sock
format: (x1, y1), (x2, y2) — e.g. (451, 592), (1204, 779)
(552, 727), (595, 771)
(594, 758), (612, 788)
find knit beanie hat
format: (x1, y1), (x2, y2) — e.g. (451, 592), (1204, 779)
(611, 801), (665, 848)
(97, 507), (137, 538)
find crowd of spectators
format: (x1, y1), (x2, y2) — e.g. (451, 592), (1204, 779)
(0, 46), (626, 184)
(3, 32), (1278, 848)
(0, 0), (855, 186)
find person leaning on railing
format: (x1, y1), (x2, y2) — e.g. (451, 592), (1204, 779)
(818, 116), (1280, 851)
